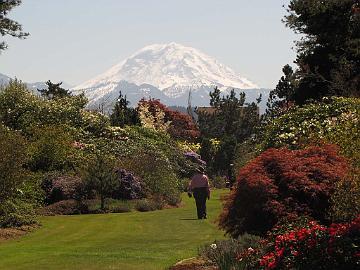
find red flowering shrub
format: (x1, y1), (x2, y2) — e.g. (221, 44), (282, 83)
(254, 216), (360, 270)
(138, 99), (199, 141)
(219, 145), (348, 237)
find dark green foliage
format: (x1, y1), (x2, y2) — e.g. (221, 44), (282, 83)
(0, 0), (29, 52)
(82, 154), (118, 210)
(110, 91), (139, 127)
(37, 80), (71, 99)
(197, 87), (261, 176)
(266, 64), (296, 118)
(281, 0), (360, 104)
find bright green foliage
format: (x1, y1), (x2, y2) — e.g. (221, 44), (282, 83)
(0, 80), (88, 134)
(260, 97), (360, 166)
(28, 125), (75, 172)
(0, 80), (110, 137)
(0, 124), (41, 227)
(282, 0), (360, 104)
(0, 124), (28, 203)
(0, 0), (29, 52)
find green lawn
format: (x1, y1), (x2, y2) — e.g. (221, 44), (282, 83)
(0, 190), (227, 270)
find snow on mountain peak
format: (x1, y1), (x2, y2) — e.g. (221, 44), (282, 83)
(74, 42), (258, 96)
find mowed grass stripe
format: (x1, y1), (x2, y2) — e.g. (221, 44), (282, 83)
(0, 189), (227, 270)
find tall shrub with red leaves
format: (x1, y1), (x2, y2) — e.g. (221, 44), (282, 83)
(138, 99), (199, 141)
(219, 145), (348, 237)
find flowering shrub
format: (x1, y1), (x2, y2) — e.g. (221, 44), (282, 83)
(49, 175), (84, 203)
(112, 169), (143, 200)
(260, 97), (360, 167)
(176, 141), (201, 153)
(219, 145), (348, 237)
(255, 216), (360, 270)
(199, 234), (262, 270)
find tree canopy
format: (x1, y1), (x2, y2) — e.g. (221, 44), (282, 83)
(269, 0), (360, 108)
(0, 0), (29, 52)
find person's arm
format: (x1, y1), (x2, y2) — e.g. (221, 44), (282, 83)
(187, 180), (193, 197)
(205, 175), (210, 199)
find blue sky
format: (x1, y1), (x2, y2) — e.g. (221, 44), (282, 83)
(0, 0), (298, 88)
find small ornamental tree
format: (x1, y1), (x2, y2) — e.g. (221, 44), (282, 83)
(83, 154), (118, 210)
(219, 145), (349, 237)
(137, 99), (199, 140)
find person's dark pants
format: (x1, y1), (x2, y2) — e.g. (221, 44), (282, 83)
(193, 187), (208, 219)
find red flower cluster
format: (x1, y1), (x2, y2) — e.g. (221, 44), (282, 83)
(258, 216), (360, 270)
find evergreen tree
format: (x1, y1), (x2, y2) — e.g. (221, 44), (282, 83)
(197, 88), (261, 176)
(38, 80), (71, 99)
(83, 154), (117, 210)
(0, 0), (29, 52)
(281, 0), (360, 104)
(110, 91), (139, 127)
(266, 64), (296, 117)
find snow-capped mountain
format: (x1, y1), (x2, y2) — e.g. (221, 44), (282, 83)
(73, 42), (269, 111)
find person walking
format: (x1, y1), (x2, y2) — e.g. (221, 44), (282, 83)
(188, 168), (210, 219)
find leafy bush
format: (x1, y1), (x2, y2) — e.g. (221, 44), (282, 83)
(210, 176), (228, 189)
(0, 124), (39, 227)
(0, 199), (37, 228)
(40, 200), (88, 216)
(0, 124), (28, 203)
(135, 199), (159, 212)
(0, 80), (88, 134)
(330, 169), (360, 222)
(119, 151), (181, 205)
(108, 201), (132, 213)
(199, 234), (262, 270)
(254, 217), (360, 270)
(219, 145), (349, 237)
(28, 125), (75, 172)
(112, 169), (143, 200)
